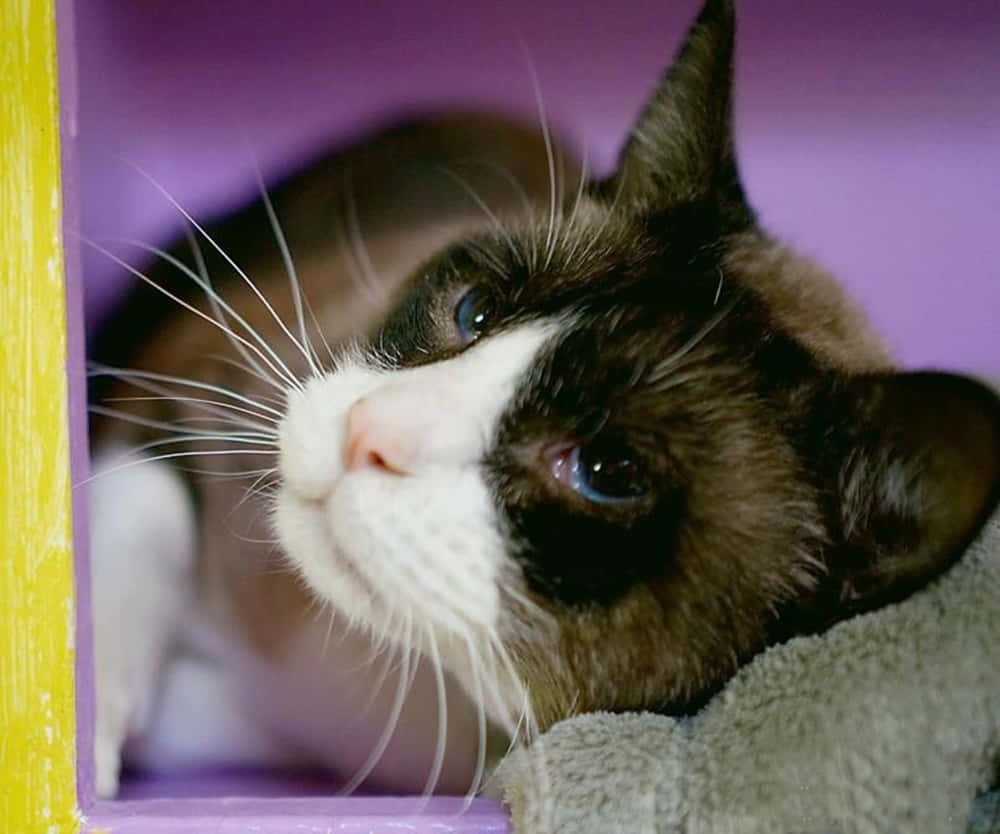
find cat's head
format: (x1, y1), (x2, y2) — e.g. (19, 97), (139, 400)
(274, 0), (1000, 731)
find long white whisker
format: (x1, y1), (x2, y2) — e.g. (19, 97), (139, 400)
(111, 235), (294, 390)
(205, 353), (289, 397)
(337, 614), (419, 796)
(487, 633), (537, 743)
(82, 238), (301, 391)
(229, 468), (280, 516)
(462, 635), (488, 809)
(250, 156), (321, 376)
(575, 158), (629, 266)
(125, 435), (277, 454)
(181, 226), (278, 389)
(559, 145), (591, 268)
(89, 364), (285, 418)
(354, 636), (402, 719)
(94, 375), (279, 440)
(342, 170), (385, 304)
(300, 290), (338, 364)
(647, 292), (742, 383)
(518, 41), (558, 272)
(89, 404), (277, 440)
(184, 466), (276, 479)
(455, 158), (535, 218)
(123, 161), (316, 373)
(435, 164), (520, 264)
(74, 449), (276, 488)
(420, 627), (449, 803)
(104, 394), (279, 427)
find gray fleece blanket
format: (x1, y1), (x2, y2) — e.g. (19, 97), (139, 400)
(499, 509), (1000, 834)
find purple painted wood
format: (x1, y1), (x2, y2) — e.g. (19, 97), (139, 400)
(61, 0), (1000, 829)
(55, 0), (99, 814)
(84, 798), (510, 834)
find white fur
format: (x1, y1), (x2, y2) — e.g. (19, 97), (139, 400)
(277, 322), (556, 725)
(89, 447), (197, 796)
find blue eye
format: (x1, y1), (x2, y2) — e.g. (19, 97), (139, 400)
(454, 286), (495, 344)
(546, 439), (650, 505)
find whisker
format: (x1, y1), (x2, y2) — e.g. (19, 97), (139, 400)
(205, 354), (290, 399)
(89, 404), (278, 441)
(300, 289), (338, 364)
(353, 635), (402, 719)
(89, 364), (286, 418)
(250, 155), (321, 376)
(419, 627), (449, 803)
(517, 40), (558, 271)
(319, 598), (341, 659)
(574, 157), (629, 266)
(647, 292), (743, 384)
(487, 633), (537, 744)
(177, 466), (277, 479)
(104, 394), (279, 427)
(558, 144), (592, 268)
(74, 448), (277, 488)
(111, 235), (295, 391)
(341, 169), (386, 305)
(228, 467), (280, 516)
(122, 435), (277, 455)
(122, 160), (315, 375)
(337, 614), (419, 796)
(435, 164), (520, 265)
(182, 225), (279, 389)
(461, 635), (488, 808)
(452, 157), (536, 217)
(82, 238), (301, 391)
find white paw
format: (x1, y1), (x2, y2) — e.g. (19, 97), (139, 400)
(94, 730), (122, 798)
(94, 684), (130, 798)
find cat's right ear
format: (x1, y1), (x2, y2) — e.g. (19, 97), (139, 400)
(820, 372), (1000, 618)
(601, 0), (751, 227)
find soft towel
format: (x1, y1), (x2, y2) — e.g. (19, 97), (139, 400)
(500, 509), (1000, 834)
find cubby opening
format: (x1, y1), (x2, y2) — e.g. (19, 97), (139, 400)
(64, 0), (999, 828)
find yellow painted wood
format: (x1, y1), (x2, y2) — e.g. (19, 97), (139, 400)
(1, 0), (81, 831)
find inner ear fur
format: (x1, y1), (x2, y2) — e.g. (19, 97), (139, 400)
(825, 371), (1000, 615)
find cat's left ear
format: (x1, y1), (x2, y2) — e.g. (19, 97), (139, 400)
(823, 372), (1000, 616)
(604, 0), (751, 226)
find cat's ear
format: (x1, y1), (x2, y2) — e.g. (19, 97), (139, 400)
(824, 372), (1000, 615)
(603, 0), (750, 225)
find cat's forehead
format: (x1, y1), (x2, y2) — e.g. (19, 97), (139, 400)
(451, 197), (650, 298)
(441, 196), (730, 323)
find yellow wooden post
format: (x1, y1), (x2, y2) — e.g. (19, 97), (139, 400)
(1, 0), (81, 831)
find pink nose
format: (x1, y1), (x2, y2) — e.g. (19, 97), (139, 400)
(343, 396), (411, 474)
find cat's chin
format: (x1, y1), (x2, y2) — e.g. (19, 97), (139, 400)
(273, 487), (386, 632)
(273, 480), (533, 734)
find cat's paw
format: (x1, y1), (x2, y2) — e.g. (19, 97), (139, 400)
(94, 729), (122, 798)
(93, 683), (130, 798)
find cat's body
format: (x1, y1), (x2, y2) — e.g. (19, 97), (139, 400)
(89, 0), (1000, 802)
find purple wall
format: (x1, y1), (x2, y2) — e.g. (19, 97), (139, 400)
(77, 0), (1000, 372)
(66, 0), (997, 819)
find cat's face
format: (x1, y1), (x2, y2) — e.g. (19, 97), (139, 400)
(275, 0), (1000, 732)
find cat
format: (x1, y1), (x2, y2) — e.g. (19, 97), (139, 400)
(88, 0), (1000, 802)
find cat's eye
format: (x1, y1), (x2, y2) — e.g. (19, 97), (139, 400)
(454, 285), (495, 345)
(546, 438), (651, 505)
